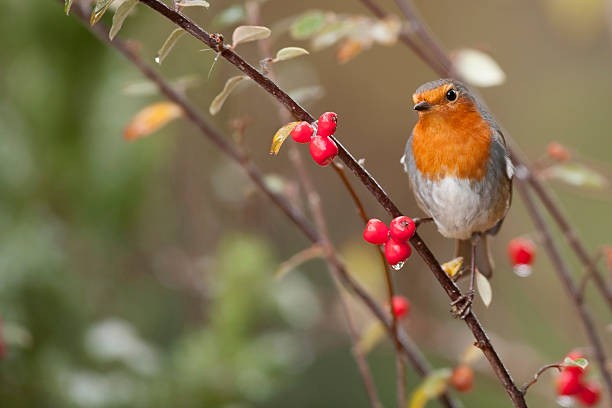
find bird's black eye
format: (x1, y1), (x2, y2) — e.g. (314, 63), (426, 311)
(445, 88), (457, 102)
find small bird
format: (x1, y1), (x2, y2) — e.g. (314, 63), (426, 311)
(401, 78), (513, 317)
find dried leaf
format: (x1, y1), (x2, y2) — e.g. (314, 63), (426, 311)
(336, 39), (364, 64)
(269, 122), (300, 155)
(90, 0), (116, 26)
(212, 5), (246, 28)
(354, 320), (386, 355)
(64, 0), (74, 15)
(273, 47), (310, 62)
(290, 10), (327, 40)
(546, 162), (608, 189)
(155, 28), (186, 65)
(409, 368), (452, 408)
(175, 0), (209, 8)
(452, 48), (506, 87)
(441, 257), (463, 278)
(275, 245), (324, 279)
(209, 76), (250, 115)
(231, 25), (271, 48)
(109, 0), (138, 40)
(123, 102), (183, 141)
(476, 270), (492, 307)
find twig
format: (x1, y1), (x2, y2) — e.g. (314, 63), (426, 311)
(520, 364), (562, 395)
(65, 3), (460, 407)
(515, 176), (612, 400)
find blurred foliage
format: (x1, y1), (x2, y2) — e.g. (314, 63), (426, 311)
(0, 0), (611, 407)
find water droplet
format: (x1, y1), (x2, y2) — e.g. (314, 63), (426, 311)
(513, 264), (532, 277)
(154, 56), (161, 64)
(556, 396), (574, 407)
(391, 261), (405, 271)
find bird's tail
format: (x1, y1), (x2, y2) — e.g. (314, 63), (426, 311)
(454, 236), (494, 279)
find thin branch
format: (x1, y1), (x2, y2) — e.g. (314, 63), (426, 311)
(515, 176), (612, 400)
(65, 3), (461, 407)
(520, 364), (562, 395)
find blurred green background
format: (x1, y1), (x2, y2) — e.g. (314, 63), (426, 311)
(1, 0), (611, 407)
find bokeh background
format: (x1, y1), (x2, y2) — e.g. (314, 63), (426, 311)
(1, 0), (611, 407)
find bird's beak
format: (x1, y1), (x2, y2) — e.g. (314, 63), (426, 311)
(413, 101), (431, 111)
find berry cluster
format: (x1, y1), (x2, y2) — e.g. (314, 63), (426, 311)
(557, 351), (601, 406)
(507, 237), (536, 277)
(290, 112), (339, 166)
(363, 216), (416, 266)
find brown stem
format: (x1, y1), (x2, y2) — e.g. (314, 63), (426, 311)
(520, 364), (562, 395)
(515, 177), (612, 400)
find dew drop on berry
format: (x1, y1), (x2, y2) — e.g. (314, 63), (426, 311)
(391, 261), (405, 271)
(513, 264), (532, 277)
(556, 396), (574, 408)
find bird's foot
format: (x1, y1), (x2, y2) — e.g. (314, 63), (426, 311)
(450, 290), (474, 319)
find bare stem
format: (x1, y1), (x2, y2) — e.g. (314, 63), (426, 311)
(520, 364), (562, 395)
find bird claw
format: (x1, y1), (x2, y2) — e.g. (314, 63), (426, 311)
(450, 290), (474, 319)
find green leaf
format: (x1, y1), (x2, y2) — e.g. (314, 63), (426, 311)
(155, 28), (186, 65)
(64, 0), (74, 15)
(209, 76), (250, 115)
(90, 0), (116, 26)
(273, 47), (309, 62)
(175, 0), (210, 8)
(409, 368), (452, 408)
(452, 48), (506, 87)
(212, 5), (246, 28)
(231, 25), (271, 48)
(564, 357), (589, 370)
(109, 0), (138, 40)
(547, 163), (608, 189)
(290, 11), (326, 40)
(476, 269), (492, 307)
(269, 122), (300, 155)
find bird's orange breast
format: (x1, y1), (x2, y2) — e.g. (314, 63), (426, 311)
(411, 104), (491, 181)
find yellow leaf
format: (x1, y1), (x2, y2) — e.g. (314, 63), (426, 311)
(123, 102), (183, 141)
(269, 122), (300, 155)
(459, 344), (483, 365)
(441, 257), (463, 278)
(354, 320), (386, 355)
(408, 368), (452, 408)
(209, 76), (250, 116)
(231, 25), (271, 48)
(273, 47), (310, 62)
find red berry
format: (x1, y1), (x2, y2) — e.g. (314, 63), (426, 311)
(578, 382), (601, 406)
(391, 295), (410, 319)
(507, 237), (535, 266)
(290, 121), (314, 143)
(450, 365), (474, 392)
(389, 216), (416, 242)
(557, 370), (582, 396)
(564, 350), (587, 376)
(363, 219), (389, 245)
(384, 238), (412, 266)
(309, 135), (338, 166)
(316, 112), (338, 137)
(547, 142), (571, 162)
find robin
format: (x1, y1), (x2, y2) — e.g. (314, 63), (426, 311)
(401, 78), (513, 317)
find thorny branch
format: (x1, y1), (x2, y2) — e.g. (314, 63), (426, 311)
(132, 0), (529, 406)
(64, 2), (461, 407)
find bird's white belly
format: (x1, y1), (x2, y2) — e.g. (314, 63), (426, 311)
(420, 177), (493, 240)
